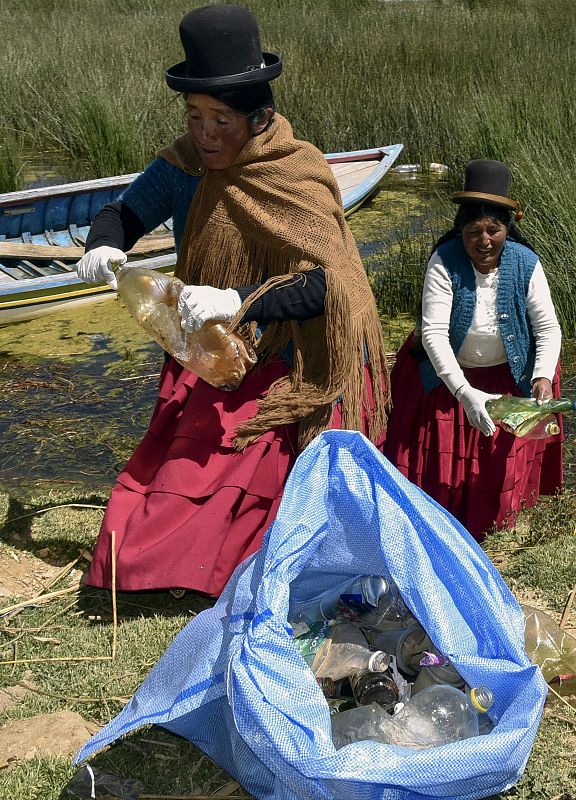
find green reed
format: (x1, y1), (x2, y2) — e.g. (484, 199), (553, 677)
(0, 133), (23, 193)
(2, 0), (576, 327)
(368, 228), (434, 321)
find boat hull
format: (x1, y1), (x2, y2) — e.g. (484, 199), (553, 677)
(0, 144), (403, 324)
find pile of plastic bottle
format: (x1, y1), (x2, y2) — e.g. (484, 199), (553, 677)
(289, 575), (494, 750)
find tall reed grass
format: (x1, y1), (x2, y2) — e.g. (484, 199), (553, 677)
(2, 0), (576, 328)
(0, 134), (23, 193)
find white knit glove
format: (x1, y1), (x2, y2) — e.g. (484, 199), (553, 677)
(76, 246), (127, 290)
(177, 285), (242, 332)
(455, 385), (502, 437)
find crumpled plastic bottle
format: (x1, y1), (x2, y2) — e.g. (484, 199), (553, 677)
(294, 621), (390, 681)
(331, 685), (494, 750)
(290, 574), (415, 630)
(522, 604), (576, 685)
(113, 264), (257, 391)
(370, 622), (433, 676)
(485, 396), (575, 438)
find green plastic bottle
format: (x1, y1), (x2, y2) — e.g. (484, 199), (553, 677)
(485, 396), (575, 438)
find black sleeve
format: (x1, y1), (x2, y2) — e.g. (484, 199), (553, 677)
(85, 201), (147, 253)
(235, 268), (326, 323)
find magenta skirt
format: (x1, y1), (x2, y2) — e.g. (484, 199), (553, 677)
(86, 357), (385, 596)
(384, 335), (563, 540)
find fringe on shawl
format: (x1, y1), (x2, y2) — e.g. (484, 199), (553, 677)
(229, 266), (390, 451)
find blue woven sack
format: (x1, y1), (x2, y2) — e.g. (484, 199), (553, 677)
(76, 430), (546, 799)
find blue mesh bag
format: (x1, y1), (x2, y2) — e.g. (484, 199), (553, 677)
(76, 430), (546, 799)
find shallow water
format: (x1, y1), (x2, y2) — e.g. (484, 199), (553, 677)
(0, 171), (446, 494)
(0, 299), (162, 492)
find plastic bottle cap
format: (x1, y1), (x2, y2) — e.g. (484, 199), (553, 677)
(470, 686), (494, 713)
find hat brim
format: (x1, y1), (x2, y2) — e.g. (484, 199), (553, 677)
(165, 52), (282, 93)
(451, 191), (519, 211)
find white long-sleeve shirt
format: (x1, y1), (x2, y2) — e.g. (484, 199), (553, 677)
(421, 250), (562, 396)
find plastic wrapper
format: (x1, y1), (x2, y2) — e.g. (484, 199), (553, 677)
(66, 765), (143, 799)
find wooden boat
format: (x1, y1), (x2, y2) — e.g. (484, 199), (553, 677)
(0, 143), (403, 324)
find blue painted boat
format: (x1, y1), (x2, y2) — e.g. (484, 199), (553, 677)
(0, 143), (403, 324)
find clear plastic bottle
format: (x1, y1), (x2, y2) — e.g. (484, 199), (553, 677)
(357, 589), (416, 632)
(292, 575), (391, 626)
(485, 396), (574, 438)
(411, 650), (465, 695)
(522, 604), (576, 683)
(331, 685), (494, 750)
(331, 702), (390, 748)
(389, 684), (494, 747)
(371, 623), (432, 676)
(349, 667), (399, 712)
(294, 622), (390, 681)
(113, 264), (257, 390)
(292, 574), (415, 632)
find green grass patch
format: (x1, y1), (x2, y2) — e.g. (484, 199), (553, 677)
(0, 484), (219, 798)
(484, 491), (576, 613)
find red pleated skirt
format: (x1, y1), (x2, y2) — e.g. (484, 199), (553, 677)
(383, 335), (563, 540)
(86, 357), (385, 597)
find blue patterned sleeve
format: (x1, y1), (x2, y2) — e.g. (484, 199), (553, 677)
(119, 158), (201, 250)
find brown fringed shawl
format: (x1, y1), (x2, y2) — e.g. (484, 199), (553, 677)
(159, 113), (389, 450)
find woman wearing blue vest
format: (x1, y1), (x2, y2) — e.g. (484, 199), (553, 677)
(384, 159), (562, 539)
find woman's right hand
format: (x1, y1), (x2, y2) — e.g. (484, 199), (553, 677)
(76, 246), (127, 290)
(455, 385), (501, 436)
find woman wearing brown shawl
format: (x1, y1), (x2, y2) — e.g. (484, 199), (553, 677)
(76, 4), (389, 597)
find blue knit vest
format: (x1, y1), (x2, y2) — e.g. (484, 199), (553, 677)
(419, 238), (538, 396)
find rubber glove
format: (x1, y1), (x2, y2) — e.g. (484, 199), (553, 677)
(455, 384), (502, 437)
(76, 246), (127, 290)
(177, 285), (242, 332)
(531, 377), (553, 405)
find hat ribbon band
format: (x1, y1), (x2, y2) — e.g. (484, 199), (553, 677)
(451, 191), (519, 210)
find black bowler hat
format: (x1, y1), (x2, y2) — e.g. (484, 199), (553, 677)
(451, 159), (520, 212)
(165, 4), (282, 93)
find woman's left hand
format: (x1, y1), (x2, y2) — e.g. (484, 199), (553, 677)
(531, 377), (553, 405)
(177, 284), (242, 332)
